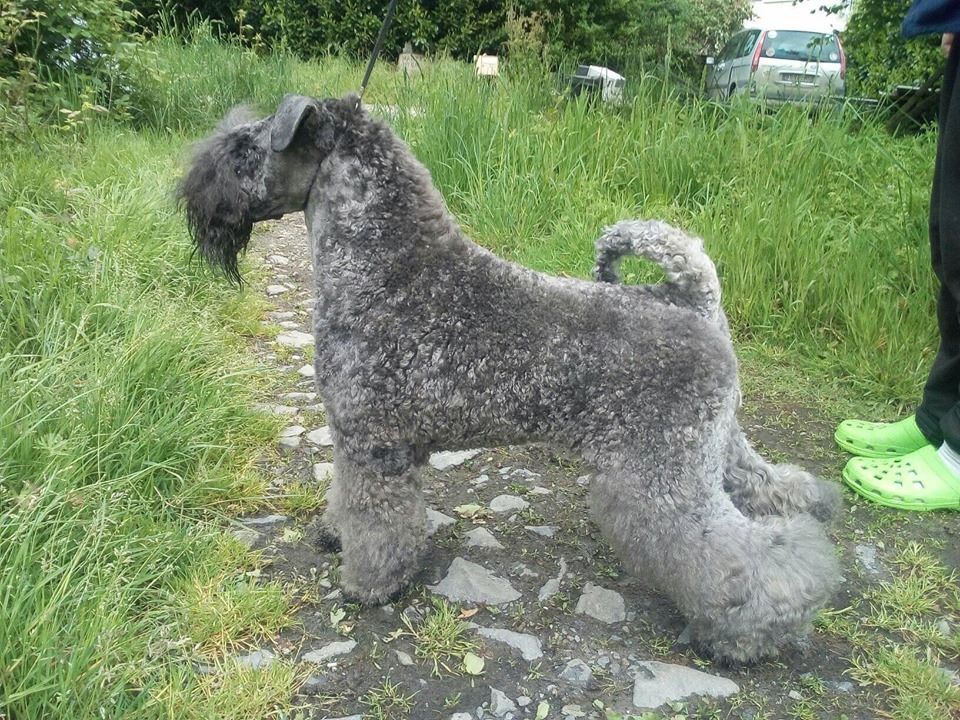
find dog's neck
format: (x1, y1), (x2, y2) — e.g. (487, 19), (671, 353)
(306, 117), (466, 265)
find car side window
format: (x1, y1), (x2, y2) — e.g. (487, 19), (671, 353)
(736, 30), (761, 58)
(718, 33), (743, 61)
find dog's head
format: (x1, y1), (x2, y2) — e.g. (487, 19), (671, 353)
(177, 93), (354, 282)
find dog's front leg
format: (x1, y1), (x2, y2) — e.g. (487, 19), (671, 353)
(323, 447), (426, 605)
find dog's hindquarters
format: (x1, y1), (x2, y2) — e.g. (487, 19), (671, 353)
(588, 389), (839, 663)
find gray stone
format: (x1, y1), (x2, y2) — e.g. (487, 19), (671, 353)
(268, 310), (296, 320)
(230, 527), (261, 549)
(538, 578), (561, 602)
(298, 364), (315, 378)
(276, 330), (313, 348)
(516, 696), (532, 707)
(279, 424), (306, 438)
(429, 557), (521, 605)
(465, 527), (504, 549)
(834, 681), (854, 693)
(632, 661), (739, 709)
(236, 648), (275, 669)
(561, 705), (586, 719)
(325, 716), (363, 720)
(472, 473), (490, 486)
(937, 618), (952, 637)
(559, 659), (593, 688)
(306, 426), (334, 446)
(476, 627), (542, 660)
(266, 254), (290, 265)
(449, 715), (472, 720)
(538, 557), (567, 602)
(576, 474), (591, 486)
(489, 494), (529, 513)
(788, 690), (803, 701)
(576, 583), (626, 624)
(278, 435), (301, 452)
(855, 544), (883, 576)
(426, 508), (456, 536)
(256, 403), (299, 416)
(490, 688), (517, 717)
(302, 640), (357, 663)
(266, 284), (289, 296)
(313, 462), (335, 482)
(282, 391), (317, 402)
(429, 449), (482, 470)
(395, 650), (415, 666)
(241, 514), (288, 526)
(530, 486), (552, 495)
(300, 674), (326, 693)
(278, 320), (300, 329)
(525, 525), (558, 538)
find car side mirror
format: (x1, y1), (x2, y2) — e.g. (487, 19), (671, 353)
(705, 56), (715, 66)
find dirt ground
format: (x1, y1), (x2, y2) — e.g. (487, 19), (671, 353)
(234, 214), (960, 720)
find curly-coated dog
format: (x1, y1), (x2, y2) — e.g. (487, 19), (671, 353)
(178, 93), (840, 663)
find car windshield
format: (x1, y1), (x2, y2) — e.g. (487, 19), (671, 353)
(760, 30), (840, 63)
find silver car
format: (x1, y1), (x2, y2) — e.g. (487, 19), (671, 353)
(705, 27), (846, 106)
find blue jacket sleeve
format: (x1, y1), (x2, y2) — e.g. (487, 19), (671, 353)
(902, 0), (960, 38)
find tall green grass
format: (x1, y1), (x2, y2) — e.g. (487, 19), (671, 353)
(0, 126), (284, 717)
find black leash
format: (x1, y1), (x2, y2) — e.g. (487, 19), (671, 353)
(357, 0), (399, 108)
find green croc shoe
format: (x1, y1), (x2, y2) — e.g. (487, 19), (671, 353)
(842, 445), (960, 511)
(834, 414), (929, 458)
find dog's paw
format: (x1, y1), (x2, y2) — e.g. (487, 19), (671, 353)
(774, 464), (843, 524)
(304, 517), (342, 552)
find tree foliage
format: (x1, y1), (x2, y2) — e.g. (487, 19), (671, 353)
(137, 0), (750, 74)
(841, 0), (944, 97)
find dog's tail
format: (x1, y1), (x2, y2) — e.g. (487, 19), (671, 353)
(592, 220), (720, 322)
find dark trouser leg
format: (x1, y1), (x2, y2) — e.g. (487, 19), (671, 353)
(917, 44), (960, 450)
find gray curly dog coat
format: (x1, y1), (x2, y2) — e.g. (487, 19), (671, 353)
(178, 93), (840, 663)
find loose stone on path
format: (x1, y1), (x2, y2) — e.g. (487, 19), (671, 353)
(429, 557), (521, 605)
(489, 494), (529, 513)
(426, 508), (456, 536)
(631, 661), (739, 709)
(235, 648), (275, 669)
(429, 449), (483, 470)
(276, 330), (314, 348)
(301, 640), (357, 664)
(313, 462), (335, 482)
(575, 582), (626, 624)
(465, 527), (504, 549)
(475, 626), (543, 660)
(306, 426), (333, 446)
(559, 658), (594, 688)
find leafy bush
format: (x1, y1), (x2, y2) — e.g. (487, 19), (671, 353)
(1, 0), (138, 130)
(842, 0), (945, 97)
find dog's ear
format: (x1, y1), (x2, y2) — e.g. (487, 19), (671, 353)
(271, 94), (321, 152)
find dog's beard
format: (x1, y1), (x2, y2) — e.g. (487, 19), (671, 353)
(177, 152), (254, 284)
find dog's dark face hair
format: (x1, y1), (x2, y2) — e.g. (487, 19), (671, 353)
(177, 94), (344, 282)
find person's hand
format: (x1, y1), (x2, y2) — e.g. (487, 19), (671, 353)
(943, 33), (954, 58)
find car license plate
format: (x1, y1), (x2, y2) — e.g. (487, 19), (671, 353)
(781, 73), (816, 84)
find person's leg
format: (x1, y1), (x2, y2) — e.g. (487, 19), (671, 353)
(917, 41), (960, 446)
(837, 44), (960, 460)
(840, 45), (960, 510)
(923, 42), (960, 450)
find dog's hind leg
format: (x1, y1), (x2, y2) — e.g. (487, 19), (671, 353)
(324, 448), (426, 605)
(723, 419), (841, 523)
(589, 448), (838, 664)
